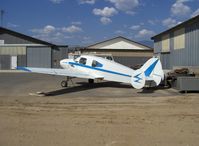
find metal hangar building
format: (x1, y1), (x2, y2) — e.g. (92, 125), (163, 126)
(0, 27), (68, 70)
(151, 15), (199, 70)
(81, 36), (153, 68)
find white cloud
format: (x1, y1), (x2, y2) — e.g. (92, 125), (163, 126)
(79, 0), (96, 4)
(125, 11), (136, 15)
(162, 18), (177, 28)
(130, 25), (140, 30)
(93, 7), (118, 24)
(31, 24), (83, 44)
(100, 17), (112, 25)
(135, 29), (155, 39)
(107, 0), (139, 12)
(148, 19), (159, 25)
(71, 21), (82, 25)
(7, 22), (19, 28)
(81, 36), (93, 44)
(31, 25), (56, 34)
(62, 25), (82, 33)
(191, 8), (199, 17)
(43, 25), (56, 33)
(114, 30), (125, 34)
(177, 0), (191, 3)
(50, 0), (64, 4)
(171, 0), (191, 17)
(31, 25), (64, 43)
(93, 7), (118, 17)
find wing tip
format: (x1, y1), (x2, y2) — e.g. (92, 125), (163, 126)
(16, 67), (31, 72)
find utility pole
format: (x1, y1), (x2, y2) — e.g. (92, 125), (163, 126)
(0, 10), (5, 27)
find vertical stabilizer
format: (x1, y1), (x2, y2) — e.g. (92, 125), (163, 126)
(131, 57), (164, 89)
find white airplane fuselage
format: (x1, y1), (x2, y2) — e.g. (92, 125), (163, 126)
(60, 55), (134, 84)
(17, 54), (164, 89)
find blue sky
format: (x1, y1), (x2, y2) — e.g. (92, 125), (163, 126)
(1, 0), (199, 46)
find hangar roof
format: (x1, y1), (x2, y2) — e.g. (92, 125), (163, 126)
(151, 15), (199, 40)
(0, 27), (67, 50)
(86, 36), (153, 50)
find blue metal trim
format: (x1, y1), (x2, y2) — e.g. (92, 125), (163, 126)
(144, 59), (159, 77)
(67, 62), (131, 77)
(16, 67), (31, 72)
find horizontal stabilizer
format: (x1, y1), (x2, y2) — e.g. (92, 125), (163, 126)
(131, 69), (146, 89)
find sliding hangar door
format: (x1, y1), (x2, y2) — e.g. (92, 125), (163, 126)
(27, 47), (51, 68)
(0, 46), (52, 69)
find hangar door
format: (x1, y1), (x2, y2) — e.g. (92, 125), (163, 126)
(27, 47), (51, 68)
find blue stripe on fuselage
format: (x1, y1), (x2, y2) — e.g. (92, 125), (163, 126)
(67, 62), (131, 77)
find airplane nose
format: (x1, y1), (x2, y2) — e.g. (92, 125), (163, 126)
(60, 59), (65, 65)
(60, 59), (71, 69)
(60, 59), (67, 68)
(60, 60), (64, 66)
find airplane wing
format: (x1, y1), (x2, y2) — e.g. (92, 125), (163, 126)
(16, 67), (103, 79)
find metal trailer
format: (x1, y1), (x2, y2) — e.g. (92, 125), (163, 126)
(174, 77), (199, 93)
(164, 68), (199, 92)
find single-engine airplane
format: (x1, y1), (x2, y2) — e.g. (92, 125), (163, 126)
(17, 55), (164, 89)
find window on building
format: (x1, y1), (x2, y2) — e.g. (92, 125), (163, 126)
(162, 34), (170, 52)
(174, 28), (185, 50)
(79, 57), (87, 65)
(0, 46), (26, 55)
(0, 40), (4, 44)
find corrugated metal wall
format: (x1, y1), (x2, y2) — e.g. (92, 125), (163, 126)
(0, 31), (67, 69)
(160, 53), (171, 69)
(185, 21), (199, 66)
(0, 55), (10, 69)
(0, 46), (26, 55)
(153, 20), (199, 69)
(52, 47), (68, 68)
(0, 33), (34, 44)
(0, 46), (26, 69)
(114, 56), (150, 67)
(27, 47), (51, 68)
(17, 55), (26, 67)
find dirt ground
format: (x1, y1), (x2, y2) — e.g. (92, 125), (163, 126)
(0, 73), (199, 146)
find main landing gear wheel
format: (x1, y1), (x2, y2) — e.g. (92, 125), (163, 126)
(61, 80), (68, 87)
(88, 79), (94, 84)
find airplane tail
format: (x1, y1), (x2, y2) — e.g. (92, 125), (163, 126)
(131, 57), (164, 89)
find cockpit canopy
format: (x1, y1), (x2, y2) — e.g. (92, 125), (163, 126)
(75, 56), (103, 68)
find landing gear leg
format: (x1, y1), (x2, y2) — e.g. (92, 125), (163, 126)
(61, 77), (70, 87)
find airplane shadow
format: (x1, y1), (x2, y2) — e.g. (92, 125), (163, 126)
(41, 81), (171, 97)
(138, 86), (170, 94)
(43, 81), (132, 96)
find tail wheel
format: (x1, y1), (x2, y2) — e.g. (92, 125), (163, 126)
(88, 79), (94, 84)
(61, 80), (68, 87)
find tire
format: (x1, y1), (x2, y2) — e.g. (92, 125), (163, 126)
(61, 81), (68, 87)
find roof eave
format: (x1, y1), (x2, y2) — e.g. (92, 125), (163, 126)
(151, 15), (199, 40)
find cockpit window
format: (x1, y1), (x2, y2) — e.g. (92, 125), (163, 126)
(92, 60), (103, 67)
(105, 56), (113, 61)
(79, 57), (87, 65)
